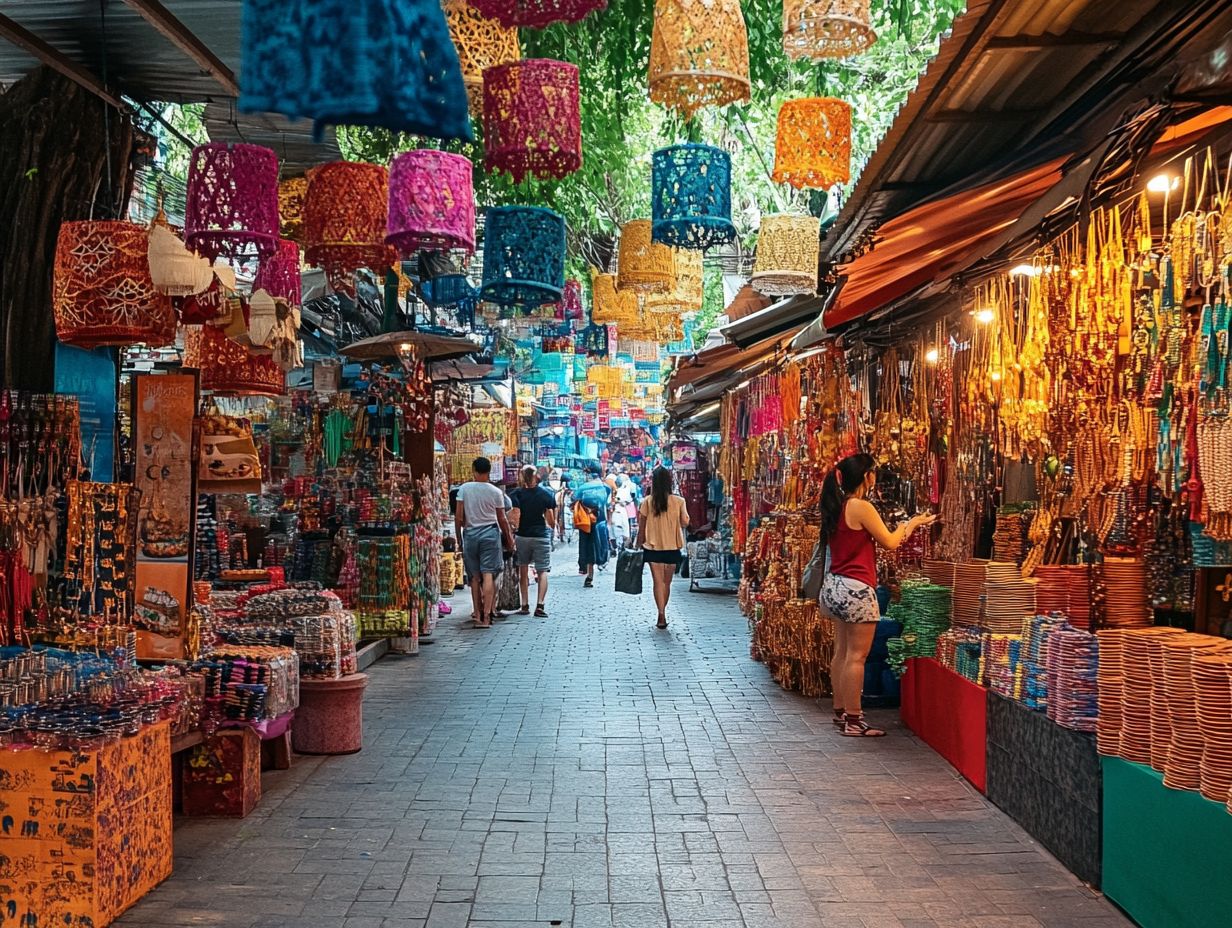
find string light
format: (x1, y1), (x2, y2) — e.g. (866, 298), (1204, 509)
(925, 348), (939, 364)
(974, 308), (995, 325)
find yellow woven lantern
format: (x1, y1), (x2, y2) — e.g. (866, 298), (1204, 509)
(444, 0), (520, 114)
(617, 220), (675, 293)
(646, 247), (703, 314)
(591, 271), (639, 325)
(648, 0), (750, 118)
(278, 175), (308, 243)
(772, 97), (852, 189)
(783, 0), (877, 60)
(752, 214), (820, 296)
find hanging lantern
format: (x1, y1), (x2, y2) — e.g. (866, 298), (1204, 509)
(783, 0), (877, 60)
(480, 206), (566, 307)
(590, 272), (640, 326)
(617, 220), (675, 294)
(443, 0), (520, 114)
(386, 150), (476, 257)
(646, 247), (703, 314)
(651, 144), (736, 250)
(483, 59), (582, 183)
(752, 214), (820, 296)
(772, 97), (852, 189)
(53, 220), (177, 348)
(304, 162), (398, 286)
(421, 274), (477, 308)
(556, 278), (585, 321)
(648, 0), (750, 118)
(185, 142), (280, 262)
(254, 239), (303, 306)
(148, 213), (213, 297)
(183, 323), (286, 396)
(279, 176), (309, 243)
(239, 0), (472, 143)
(470, 0), (605, 28)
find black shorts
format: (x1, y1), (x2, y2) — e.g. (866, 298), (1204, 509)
(643, 549), (682, 565)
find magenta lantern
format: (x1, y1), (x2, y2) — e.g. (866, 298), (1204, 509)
(385, 150), (476, 256)
(483, 59), (581, 183)
(184, 142), (280, 261)
(470, 0), (606, 28)
(254, 239), (303, 305)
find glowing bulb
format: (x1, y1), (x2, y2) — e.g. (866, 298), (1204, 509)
(1147, 174), (1178, 194)
(398, 342), (413, 354)
(990, 371), (1002, 382)
(1009, 264), (1040, 277)
(974, 308), (995, 325)
(925, 348), (939, 364)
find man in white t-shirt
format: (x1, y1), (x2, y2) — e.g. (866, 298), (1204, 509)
(456, 457), (515, 627)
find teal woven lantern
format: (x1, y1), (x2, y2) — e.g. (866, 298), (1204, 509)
(480, 206), (566, 307)
(651, 143), (736, 250)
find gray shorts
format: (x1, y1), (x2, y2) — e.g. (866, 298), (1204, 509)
(463, 524), (503, 576)
(515, 536), (551, 572)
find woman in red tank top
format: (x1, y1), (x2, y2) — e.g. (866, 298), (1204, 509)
(820, 454), (936, 737)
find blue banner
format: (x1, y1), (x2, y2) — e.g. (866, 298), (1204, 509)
(54, 343), (117, 482)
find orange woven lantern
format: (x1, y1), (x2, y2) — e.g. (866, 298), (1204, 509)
(304, 162), (397, 288)
(772, 97), (851, 189)
(591, 272), (639, 326)
(752, 214), (819, 296)
(617, 220), (675, 293)
(648, 0), (750, 118)
(444, 0), (520, 114)
(52, 220), (176, 348)
(183, 323), (286, 397)
(279, 175), (309, 243)
(783, 0), (877, 60)
(646, 247), (703, 315)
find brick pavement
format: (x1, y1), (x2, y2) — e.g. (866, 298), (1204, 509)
(118, 555), (1132, 928)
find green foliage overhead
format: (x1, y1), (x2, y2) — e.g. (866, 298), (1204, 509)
(336, 0), (967, 266)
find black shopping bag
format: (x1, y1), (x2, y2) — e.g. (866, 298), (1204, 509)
(614, 548), (644, 595)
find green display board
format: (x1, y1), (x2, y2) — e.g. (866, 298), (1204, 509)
(1102, 757), (1232, 928)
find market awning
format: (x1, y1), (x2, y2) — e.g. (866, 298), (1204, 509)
(719, 292), (830, 349)
(667, 331), (792, 406)
(341, 330), (479, 363)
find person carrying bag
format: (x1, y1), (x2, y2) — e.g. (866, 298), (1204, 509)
(614, 547), (644, 595)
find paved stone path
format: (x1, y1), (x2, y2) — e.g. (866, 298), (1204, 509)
(119, 551), (1131, 928)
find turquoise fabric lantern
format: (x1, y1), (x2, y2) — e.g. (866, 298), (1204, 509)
(480, 207), (566, 307)
(651, 143), (736, 250)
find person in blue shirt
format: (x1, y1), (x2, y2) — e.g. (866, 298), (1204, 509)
(575, 466), (611, 587)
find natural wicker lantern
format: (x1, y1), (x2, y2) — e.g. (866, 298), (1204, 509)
(53, 221), (177, 348)
(646, 247), (703, 314)
(752, 214), (820, 296)
(386, 150), (476, 256)
(783, 0), (877, 60)
(304, 162), (397, 283)
(483, 59), (581, 183)
(648, 0), (750, 118)
(651, 144), (736, 250)
(556, 278), (585, 321)
(444, 0), (520, 113)
(617, 220), (675, 293)
(279, 175), (309, 243)
(254, 238), (303, 305)
(591, 272), (639, 325)
(772, 97), (852, 189)
(480, 206), (566, 307)
(470, 0), (606, 27)
(183, 323), (286, 396)
(185, 142), (280, 261)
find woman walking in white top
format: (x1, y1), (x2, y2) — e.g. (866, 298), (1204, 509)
(635, 467), (690, 629)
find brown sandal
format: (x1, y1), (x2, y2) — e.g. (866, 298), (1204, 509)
(832, 708), (845, 730)
(840, 713), (885, 737)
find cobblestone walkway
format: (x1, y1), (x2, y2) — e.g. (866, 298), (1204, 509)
(119, 555), (1131, 928)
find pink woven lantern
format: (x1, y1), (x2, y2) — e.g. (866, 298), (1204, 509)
(385, 150), (476, 256)
(470, 0), (606, 28)
(483, 59), (581, 183)
(184, 142), (280, 261)
(254, 239), (303, 305)
(304, 161), (397, 288)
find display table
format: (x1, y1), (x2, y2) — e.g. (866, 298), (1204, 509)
(0, 721), (173, 927)
(986, 692), (1101, 886)
(1102, 757), (1232, 928)
(900, 657), (987, 792)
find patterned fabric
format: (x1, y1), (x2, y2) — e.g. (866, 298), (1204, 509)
(648, 0), (751, 117)
(483, 59), (582, 183)
(386, 150), (476, 256)
(752, 214), (820, 296)
(783, 0), (877, 60)
(819, 572), (880, 624)
(470, 0), (606, 28)
(651, 144), (736, 250)
(480, 207), (566, 307)
(239, 0), (472, 143)
(184, 143), (280, 262)
(773, 97), (852, 189)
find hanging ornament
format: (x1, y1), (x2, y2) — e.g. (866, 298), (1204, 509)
(651, 143), (736, 250)
(386, 150), (476, 257)
(421, 274), (478, 309)
(247, 290), (279, 349)
(646, 247), (704, 315)
(783, 0), (877, 60)
(591, 272), (640, 326)
(443, 0), (520, 114)
(752, 214), (820, 296)
(147, 210), (213, 297)
(238, 0), (471, 143)
(556, 278), (585, 322)
(617, 220), (675, 294)
(480, 206), (566, 307)
(772, 97), (852, 189)
(253, 238), (303, 307)
(648, 0), (750, 118)
(483, 59), (582, 183)
(183, 323), (286, 396)
(53, 221), (178, 349)
(279, 175), (309, 243)
(184, 142), (280, 262)
(304, 162), (398, 291)
(470, 0), (605, 28)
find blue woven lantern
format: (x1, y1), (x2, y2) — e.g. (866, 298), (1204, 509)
(480, 207), (566, 307)
(421, 274), (477, 308)
(240, 0), (472, 143)
(651, 144), (736, 250)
